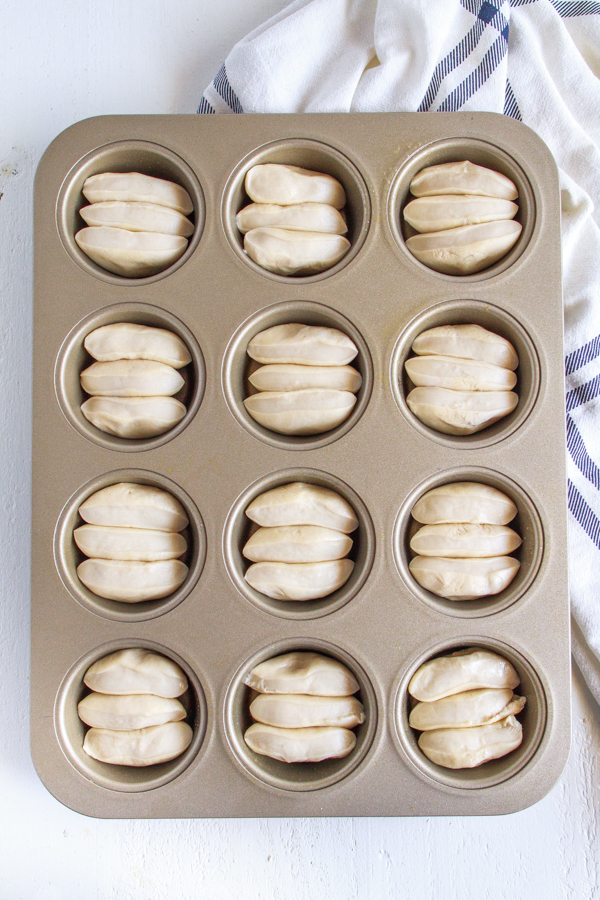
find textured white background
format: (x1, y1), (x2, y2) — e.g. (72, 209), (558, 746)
(2, 1), (599, 897)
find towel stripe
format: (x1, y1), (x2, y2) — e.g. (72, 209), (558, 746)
(569, 479), (600, 548)
(567, 414), (600, 488)
(418, 19), (487, 111)
(461, 0), (510, 35)
(503, 79), (523, 119)
(565, 334), (600, 375)
(438, 32), (508, 111)
(550, 0), (600, 15)
(213, 63), (244, 114)
(197, 96), (216, 114)
(566, 373), (600, 411)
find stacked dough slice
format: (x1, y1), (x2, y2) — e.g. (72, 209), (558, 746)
(79, 649), (193, 767)
(244, 652), (365, 763)
(80, 323), (191, 439)
(405, 324), (519, 435)
(75, 483), (189, 603)
(243, 482), (358, 601)
(237, 164), (351, 275)
(244, 324), (361, 435)
(403, 160), (521, 275)
(408, 648), (526, 769)
(408, 482), (521, 601)
(76, 172), (194, 277)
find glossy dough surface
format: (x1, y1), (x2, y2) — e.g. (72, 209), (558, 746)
(83, 648), (188, 698)
(83, 721), (193, 766)
(84, 323), (191, 368)
(245, 482), (358, 533)
(79, 483), (189, 532)
(408, 648), (520, 702)
(245, 652), (359, 696)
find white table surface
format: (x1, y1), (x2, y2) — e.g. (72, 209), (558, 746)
(2, 2), (599, 897)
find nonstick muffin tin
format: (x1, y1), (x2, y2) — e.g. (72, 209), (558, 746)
(31, 112), (569, 818)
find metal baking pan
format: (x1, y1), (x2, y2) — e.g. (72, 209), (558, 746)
(31, 112), (569, 817)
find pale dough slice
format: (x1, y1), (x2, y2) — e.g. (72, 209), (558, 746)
(405, 220), (522, 275)
(406, 386), (518, 435)
(78, 692), (186, 730)
(77, 558), (188, 602)
(75, 226), (188, 277)
(84, 323), (191, 368)
(244, 227), (350, 276)
(409, 161), (518, 201)
(245, 164), (346, 208)
(403, 195), (518, 233)
(410, 523), (521, 558)
(245, 558), (354, 600)
(82, 172), (194, 214)
(250, 694), (365, 729)
(80, 359), (184, 397)
(81, 395), (186, 439)
(409, 555), (520, 600)
(83, 721), (193, 766)
(248, 324), (358, 366)
(74, 524), (187, 561)
(246, 482), (358, 533)
(411, 482), (517, 526)
(412, 324), (518, 370)
(418, 716), (523, 768)
(237, 202), (347, 234)
(408, 648), (520, 702)
(79, 483), (189, 532)
(244, 723), (356, 763)
(249, 364), (361, 393)
(244, 388), (356, 435)
(84, 648), (188, 697)
(409, 689), (526, 731)
(245, 651), (359, 696)
(405, 355), (516, 392)
(243, 525), (352, 563)
(80, 201), (194, 236)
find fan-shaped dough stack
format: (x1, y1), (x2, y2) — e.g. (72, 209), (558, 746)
(404, 160), (521, 275)
(80, 323), (191, 439)
(408, 647), (526, 769)
(243, 482), (357, 601)
(79, 649), (193, 766)
(244, 324), (361, 435)
(237, 164), (351, 275)
(409, 482), (521, 600)
(244, 652), (364, 763)
(405, 324), (519, 435)
(75, 482), (189, 602)
(75, 172), (194, 277)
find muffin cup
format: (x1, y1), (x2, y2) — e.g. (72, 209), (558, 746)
(54, 469), (206, 622)
(393, 466), (544, 618)
(222, 300), (373, 451)
(388, 137), (535, 281)
(390, 298), (540, 449)
(394, 637), (547, 790)
(223, 638), (378, 792)
(54, 639), (207, 793)
(223, 467), (375, 619)
(222, 138), (371, 283)
(56, 139), (205, 284)
(55, 302), (205, 452)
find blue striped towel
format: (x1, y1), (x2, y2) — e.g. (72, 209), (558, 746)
(200, 0), (600, 708)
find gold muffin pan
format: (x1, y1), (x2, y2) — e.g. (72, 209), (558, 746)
(32, 112), (568, 817)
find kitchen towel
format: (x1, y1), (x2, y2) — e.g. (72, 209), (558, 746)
(199, 0), (600, 709)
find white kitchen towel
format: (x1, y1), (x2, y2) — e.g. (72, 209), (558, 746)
(199, 0), (600, 709)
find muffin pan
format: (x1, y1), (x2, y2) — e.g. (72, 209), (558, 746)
(32, 113), (569, 817)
